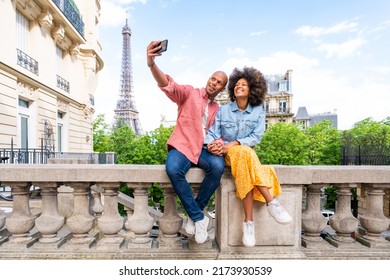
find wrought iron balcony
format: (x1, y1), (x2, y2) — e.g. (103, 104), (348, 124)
(16, 49), (39, 75)
(56, 74), (70, 93)
(52, 0), (85, 37)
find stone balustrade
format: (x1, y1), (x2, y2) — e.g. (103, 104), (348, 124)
(0, 164), (389, 259)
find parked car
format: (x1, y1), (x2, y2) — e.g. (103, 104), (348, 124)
(321, 209), (334, 224)
(208, 209), (215, 219)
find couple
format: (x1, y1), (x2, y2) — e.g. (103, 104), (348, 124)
(147, 41), (291, 247)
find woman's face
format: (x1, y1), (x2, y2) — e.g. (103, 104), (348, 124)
(234, 78), (249, 99)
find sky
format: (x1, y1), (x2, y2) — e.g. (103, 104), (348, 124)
(94, 0), (390, 133)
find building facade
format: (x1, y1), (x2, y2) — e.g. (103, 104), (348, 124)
(215, 69), (294, 129)
(264, 70), (294, 129)
(0, 0), (103, 153)
(294, 106), (338, 129)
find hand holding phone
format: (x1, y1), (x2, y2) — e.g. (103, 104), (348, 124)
(154, 39), (168, 54)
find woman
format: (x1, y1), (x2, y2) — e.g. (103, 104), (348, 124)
(204, 66), (291, 247)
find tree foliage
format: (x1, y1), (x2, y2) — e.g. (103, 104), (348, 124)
(255, 122), (309, 165)
(305, 120), (342, 165)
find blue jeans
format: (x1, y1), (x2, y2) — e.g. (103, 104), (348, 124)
(166, 148), (225, 222)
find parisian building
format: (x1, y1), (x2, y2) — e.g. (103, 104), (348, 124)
(0, 0), (103, 153)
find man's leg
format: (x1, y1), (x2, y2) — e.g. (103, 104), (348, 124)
(195, 148), (225, 210)
(165, 148), (204, 222)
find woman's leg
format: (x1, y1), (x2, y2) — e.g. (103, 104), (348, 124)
(255, 186), (274, 205)
(242, 189), (254, 222)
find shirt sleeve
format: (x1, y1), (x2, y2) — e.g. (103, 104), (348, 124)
(159, 75), (193, 105)
(204, 108), (222, 144)
(237, 111), (265, 147)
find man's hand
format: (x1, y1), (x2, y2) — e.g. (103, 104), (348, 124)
(147, 41), (162, 67)
(207, 142), (224, 156)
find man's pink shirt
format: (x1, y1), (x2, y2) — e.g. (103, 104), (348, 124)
(159, 75), (219, 164)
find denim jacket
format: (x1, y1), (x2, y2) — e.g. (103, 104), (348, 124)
(204, 101), (265, 147)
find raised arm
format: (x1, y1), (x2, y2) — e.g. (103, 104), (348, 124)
(146, 41), (169, 87)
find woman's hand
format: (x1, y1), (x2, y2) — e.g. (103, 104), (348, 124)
(207, 142), (224, 156)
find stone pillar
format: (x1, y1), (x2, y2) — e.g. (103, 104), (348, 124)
(357, 184), (390, 248)
(328, 184), (359, 247)
(34, 182), (65, 245)
(158, 185), (183, 249)
(0, 209), (5, 230)
(4, 182), (37, 247)
(96, 182), (124, 249)
(65, 183), (95, 247)
(122, 206), (134, 239)
(301, 184), (328, 248)
(91, 185), (104, 218)
(126, 184), (154, 248)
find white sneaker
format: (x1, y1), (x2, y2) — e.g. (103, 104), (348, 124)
(185, 218), (195, 235)
(267, 199), (292, 224)
(242, 221), (256, 247)
(194, 216), (209, 244)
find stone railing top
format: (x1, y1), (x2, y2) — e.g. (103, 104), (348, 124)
(0, 164), (390, 185)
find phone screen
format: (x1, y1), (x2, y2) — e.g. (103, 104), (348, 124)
(155, 39), (168, 54)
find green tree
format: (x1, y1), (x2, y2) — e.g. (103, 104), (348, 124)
(255, 123), (309, 165)
(92, 114), (111, 152)
(344, 118), (390, 155)
(305, 120), (342, 165)
(107, 125), (138, 164)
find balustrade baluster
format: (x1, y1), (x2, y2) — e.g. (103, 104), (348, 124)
(65, 183), (95, 247)
(301, 184), (329, 248)
(3, 182), (37, 247)
(96, 183), (124, 249)
(0, 209), (5, 231)
(126, 184), (154, 248)
(327, 184), (359, 248)
(34, 182), (65, 246)
(158, 185), (183, 249)
(357, 184), (390, 248)
(123, 206), (134, 239)
(90, 184), (104, 218)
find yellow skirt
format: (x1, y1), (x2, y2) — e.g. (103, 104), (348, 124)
(225, 145), (282, 202)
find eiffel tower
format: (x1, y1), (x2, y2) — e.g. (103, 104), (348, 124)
(113, 19), (143, 134)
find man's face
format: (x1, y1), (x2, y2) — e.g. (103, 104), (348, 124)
(205, 72), (227, 99)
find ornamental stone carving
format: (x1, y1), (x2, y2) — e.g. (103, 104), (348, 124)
(52, 24), (65, 44)
(38, 10), (53, 29)
(17, 81), (37, 101)
(69, 44), (80, 56)
(57, 99), (69, 113)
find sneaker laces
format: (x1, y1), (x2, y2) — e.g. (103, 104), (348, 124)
(246, 221), (254, 235)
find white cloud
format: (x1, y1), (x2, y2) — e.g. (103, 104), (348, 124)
(99, 0), (147, 27)
(250, 31), (267, 37)
(226, 47), (247, 57)
(295, 21), (359, 37)
(316, 37), (366, 58)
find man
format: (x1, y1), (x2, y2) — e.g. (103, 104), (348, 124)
(147, 40), (228, 244)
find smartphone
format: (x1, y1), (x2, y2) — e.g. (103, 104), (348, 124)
(154, 39), (168, 54)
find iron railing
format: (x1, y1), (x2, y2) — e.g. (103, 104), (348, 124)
(52, 0), (85, 37)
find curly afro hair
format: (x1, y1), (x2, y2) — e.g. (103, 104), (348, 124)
(227, 66), (267, 106)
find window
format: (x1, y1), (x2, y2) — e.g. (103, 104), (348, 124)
(18, 98), (35, 150)
(278, 81), (287, 91)
(56, 111), (67, 152)
(20, 115), (29, 149)
(16, 10), (29, 52)
(279, 100), (287, 113)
